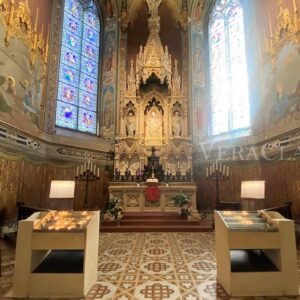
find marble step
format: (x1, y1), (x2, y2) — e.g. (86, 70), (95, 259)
(103, 219), (201, 226)
(100, 223), (213, 232)
(122, 211), (184, 219)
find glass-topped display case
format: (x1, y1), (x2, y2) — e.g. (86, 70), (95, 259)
(214, 210), (298, 297)
(218, 211), (278, 231)
(33, 210), (94, 232)
(12, 210), (100, 298)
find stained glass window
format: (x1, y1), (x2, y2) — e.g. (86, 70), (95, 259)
(208, 0), (250, 136)
(56, 0), (100, 134)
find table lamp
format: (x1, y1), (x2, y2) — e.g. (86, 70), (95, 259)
(241, 180), (265, 211)
(49, 180), (75, 210)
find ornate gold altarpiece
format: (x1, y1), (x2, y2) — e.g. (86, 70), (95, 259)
(110, 0), (196, 213)
(115, 0), (192, 177)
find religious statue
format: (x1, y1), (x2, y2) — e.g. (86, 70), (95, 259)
(148, 110), (161, 137)
(146, 0), (162, 17)
(125, 168), (131, 179)
(172, 59), (181, 95)
(172, 111), (182, 137)
(125, 111), (136, 136)
(127, 60), (136, 96)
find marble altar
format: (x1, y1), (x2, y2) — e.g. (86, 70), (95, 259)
(109, 182), (198, 214)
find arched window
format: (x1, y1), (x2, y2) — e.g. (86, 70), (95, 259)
(55, 0), (100, 134)
(208, 0), (249, 136)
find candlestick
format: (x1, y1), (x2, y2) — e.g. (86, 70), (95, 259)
(206, 161), (230, 208)
(75, 161), (100, 208)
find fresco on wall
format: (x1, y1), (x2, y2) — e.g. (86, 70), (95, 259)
(193, 0), (205, 24)
(0, 0), (51, 135)
(192, 31), (205, 87)
(104, 0), (114, 20)
(101, 23), (117, 136)
(102, 85), (114, 129)
(103, 29), (116, 84)
(193, 86), (206, 139)
(263, 43), (300, 136)
(191, 22), (206, 141)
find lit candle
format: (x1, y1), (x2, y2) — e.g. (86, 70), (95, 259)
(223, 211), (232, 216)
(223, 165), (225, 175)
(97, 168), (100, 177)
(94, 164), (96, 175)
(206, 167), (208, 177)
(212, 163), (215, 173)
(226, 166), (229, 177)
(84, 162), (87, 171)
(209, 165), (212, 175)
(215, 161), (218, 171)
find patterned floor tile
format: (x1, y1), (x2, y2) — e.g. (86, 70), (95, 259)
(0, 233), (300, 299)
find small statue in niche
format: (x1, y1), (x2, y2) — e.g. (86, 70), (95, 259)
(148, 110), (161, 137)
(125, 111), (136, 136)
(172, 110), (182, 137)
(127, 60), (136, 96)
(172, 60), (181, 95)
(125, 168), (131, 179)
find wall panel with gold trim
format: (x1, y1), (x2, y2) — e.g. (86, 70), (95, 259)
(0, 151), (110, 221)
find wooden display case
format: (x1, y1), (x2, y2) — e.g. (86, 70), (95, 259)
(12, 210), (100, 298)
(214, 210), (298, 297)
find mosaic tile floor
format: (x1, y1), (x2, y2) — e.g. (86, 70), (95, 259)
(1, 232), (300, 300)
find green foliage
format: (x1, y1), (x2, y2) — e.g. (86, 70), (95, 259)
(107, 196), (123, 220)
(172, 194), (189, 207)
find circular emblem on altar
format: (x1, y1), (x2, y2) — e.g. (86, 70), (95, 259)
(144, 185), (160, 202)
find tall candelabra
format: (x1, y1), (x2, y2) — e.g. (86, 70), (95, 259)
(75, 161), (100, 209)
(206, 161), (230, 207)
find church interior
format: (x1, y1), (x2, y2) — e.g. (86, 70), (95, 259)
(0, 0), (300, 298)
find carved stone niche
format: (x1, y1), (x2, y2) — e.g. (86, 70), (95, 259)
(123, 101), (137, 137)
(171, 101), (183, 138)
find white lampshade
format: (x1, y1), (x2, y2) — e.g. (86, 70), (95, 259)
(49, 180), (75, 198)
(241, 180), (265, 199)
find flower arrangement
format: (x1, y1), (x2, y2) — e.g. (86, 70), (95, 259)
(107, 196), (123, 220)
(172, 194), (192, 217)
